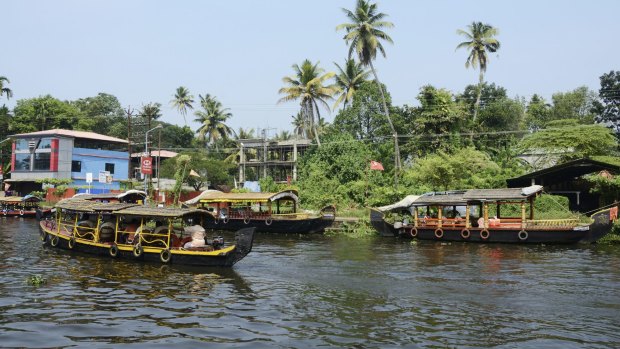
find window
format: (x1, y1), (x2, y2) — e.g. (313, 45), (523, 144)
(15, 139), (29, 151)
(37, 138), (52, 149)
(72, 160), (82, 172)
(34, 153), (51, 171)
(105, 163), (115, 174)
(15, 154), (31, 171)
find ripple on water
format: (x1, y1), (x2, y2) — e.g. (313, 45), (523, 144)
(1, 219), (620, 348)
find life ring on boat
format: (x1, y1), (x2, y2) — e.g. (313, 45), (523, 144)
(222, 216), (229, 224)
(243, 216), (250, 224)
(480, 229), (490, 240)
(109, 244), (119, 258)
(460, 229), (471, 240)
(213, 217), (219, 225)
(2, 210), (6, 216)
(39, 230), (48, 243)
(410, 227), (418, 238)
(518, 230), (528, 241)
(434, 228), (444, 239)
(50, 235), (60, 247)
(265, 217), (273, 226)
(19, 210), (24, 216)
(68, 236), (76, 249)
(160, 249), (171, 263)
(133, 244), (143, 258)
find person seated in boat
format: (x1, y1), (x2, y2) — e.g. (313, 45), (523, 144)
(122, 218), (140, 244)
(183, 225), (207, 249)
(219, 208), (228, 220)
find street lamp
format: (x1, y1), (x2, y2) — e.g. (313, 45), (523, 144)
(144, 124), (163, 200)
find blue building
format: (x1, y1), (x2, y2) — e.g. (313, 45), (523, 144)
(6, 129), (129, 194)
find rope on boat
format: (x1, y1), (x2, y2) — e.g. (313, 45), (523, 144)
(582, 202), (619, 216)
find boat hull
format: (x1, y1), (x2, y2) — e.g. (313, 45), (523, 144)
(205, 216), (334, 234)
(370, 208), (614, 244)
(1, 209), (47, 218)
(38, 220), (254, 267)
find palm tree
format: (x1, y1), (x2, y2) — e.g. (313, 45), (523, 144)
(171, 86), (194, 126)
(456, 21), (501, 124)
(333, 58), (371, 109)
(194, 94), (233, 150)
(0, 76), (13, 100)
(337, 0), (401, 172)
(140, 102), (162, 130)
(291, 111), (306, 137)
(278, 59), (339, 146)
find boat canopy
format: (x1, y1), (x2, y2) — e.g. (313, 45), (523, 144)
(185, 189), (299, 205)
(462, 185), (543, 202)
(113, 205), (213, 218)
(72, 190), (147, 202)
(376, 185), (545, 210)
(376, 195), (420, 212)
(56, 198), (138, 212)
(0, 195), (42, 203)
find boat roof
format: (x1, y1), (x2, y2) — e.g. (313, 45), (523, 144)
(56, 199), (138, 212)
(72, 190), (147, 201)
(376, 185), (544, 211)
(185, 189), (299, 205)
(462, 185), (543, 201)
(414, 191), (467, 206)
(113, 206), (212, 218)
(0, 195), (42, 203)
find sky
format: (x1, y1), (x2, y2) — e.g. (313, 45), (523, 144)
(3, 0), (619, 138)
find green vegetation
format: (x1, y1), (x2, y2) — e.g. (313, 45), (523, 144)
(27, 274), (47, 286)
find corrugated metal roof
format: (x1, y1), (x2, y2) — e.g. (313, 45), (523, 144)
(11, 129), (128, 144)
(462, 186), (543, 201)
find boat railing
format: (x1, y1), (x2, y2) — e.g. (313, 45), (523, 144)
(74, 224), (97, 240)
(271, 213), (310, 220)
(417, 217), (467, 228)
(135, 228), (169, 248)
(525, 218), (579, 229)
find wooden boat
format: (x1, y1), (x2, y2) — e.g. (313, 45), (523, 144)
(370, 185), (616, 244)
(1, 194), (49, 218)
(184, 189), (336, 234)
(38, 198), (255, 267)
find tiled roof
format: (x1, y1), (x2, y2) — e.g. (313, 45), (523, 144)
(11, 129), (128, 144)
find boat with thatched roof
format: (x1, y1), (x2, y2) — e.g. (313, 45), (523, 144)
(183, 189), (335, 234)
(370, 185), (616, 244)
(1, 194), (49, 218)
(39, 197), (254, 267)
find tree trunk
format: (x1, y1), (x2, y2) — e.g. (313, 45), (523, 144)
(369, 60), (401, 185)
(471, 70), (484, 141)
(312, 100), (322, 147)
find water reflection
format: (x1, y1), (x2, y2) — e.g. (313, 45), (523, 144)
(1, 218), (620, 348)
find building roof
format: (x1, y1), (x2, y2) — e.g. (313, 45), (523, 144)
(11, 129), (128, 144)
(507, 158), (620, 187)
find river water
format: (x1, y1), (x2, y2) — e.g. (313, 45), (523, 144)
(1, 218), (620, 348)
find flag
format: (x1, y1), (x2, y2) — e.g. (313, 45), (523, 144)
(189, 169), (201, 177)
(370, 160), (384, 171)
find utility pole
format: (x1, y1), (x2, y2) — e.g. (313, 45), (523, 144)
(126, 106), (134, 181)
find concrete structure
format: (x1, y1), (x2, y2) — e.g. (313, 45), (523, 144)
(7, 129), (129, 194)
(238, 138), (311, 184)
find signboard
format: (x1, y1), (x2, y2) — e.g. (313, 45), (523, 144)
(106, 174), (113, 184)
(86, 172), (93, 184)
(141, 156), (153, 175)
(99, 171), (110, 183)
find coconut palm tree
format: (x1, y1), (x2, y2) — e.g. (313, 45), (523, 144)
(194, 94), (233, 150)
(291, 111), (306, 137)
(333, 58), (371, 110)
(171, 86), (194, 126)
(140, 102), (162, 130)
(278, 59), (339, 146)
(225, 127), (256, 164)
(0, 76), (13, 100)
(337, 0), (400, 171)
(456, 21), (501, 123)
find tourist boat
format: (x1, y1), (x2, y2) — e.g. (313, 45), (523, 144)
(370, 185), (616, 244)
(38, 198), (255, 267)
(1, 194), (49, 218)
(183, 189), (336, 234)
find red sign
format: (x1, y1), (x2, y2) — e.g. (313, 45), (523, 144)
(141, 156), (153, 175)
